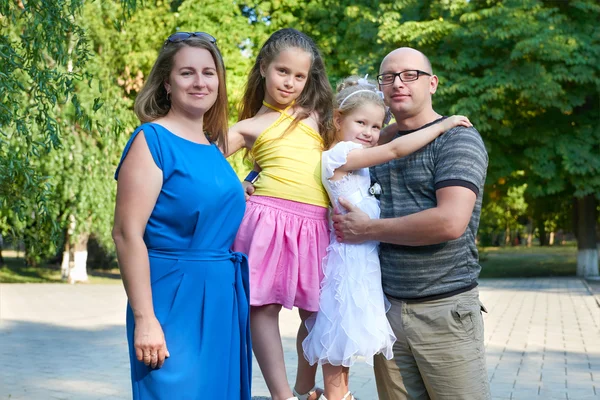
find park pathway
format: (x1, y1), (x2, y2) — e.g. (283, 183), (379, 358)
(0, 278), (599, 399)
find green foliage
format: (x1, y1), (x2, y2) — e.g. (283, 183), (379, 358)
(479, 182), (528, 245)
(0, 0), (92, 241)
(0, 0), (91, 150)
(375, 0), (599, 243)
(2, 0), (599, 263)
(1, 0), (266, 260)
(379, 0), (600, 200)
(0, 0), (142, 256)
(37, 1), (166, 255)
(0, 0), (140, 260)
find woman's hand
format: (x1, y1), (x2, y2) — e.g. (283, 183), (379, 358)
(134, 316), (170, 369)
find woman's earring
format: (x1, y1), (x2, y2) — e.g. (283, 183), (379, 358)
(166, 91), (171, 102)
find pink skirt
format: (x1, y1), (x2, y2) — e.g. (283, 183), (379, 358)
(233, 195), (329, 312)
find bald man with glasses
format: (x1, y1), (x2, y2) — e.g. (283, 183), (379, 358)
(333, 48), (491, 400)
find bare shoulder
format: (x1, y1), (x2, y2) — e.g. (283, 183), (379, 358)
(127, 129), (151, 156)
(117, 130), (160, 179)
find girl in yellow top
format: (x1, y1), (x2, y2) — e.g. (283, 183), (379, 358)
(227, 28), (334, 400)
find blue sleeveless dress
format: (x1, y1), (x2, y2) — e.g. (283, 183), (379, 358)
(115, 123), (251, 400)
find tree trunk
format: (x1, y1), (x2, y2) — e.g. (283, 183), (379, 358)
(549, 232), (555, 246)
(61, 215), (90, 283)
(597, 224), (600, 260)
(0, 234), (4, 265)
(60, 248), (70, 280)
(504, 225), (511, 246)
(574, 195), (599, 278)
(68, 233), (89, 284)
(61, 229), (71, 280)
(526, 218), (533, 247)
(492, 232), (499, 246)
(538, 219), (548, 246)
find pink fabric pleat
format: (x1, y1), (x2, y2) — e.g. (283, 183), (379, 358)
(233, 195), (329, 312)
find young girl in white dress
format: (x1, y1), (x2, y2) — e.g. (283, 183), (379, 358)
(302, 76), (472, 400)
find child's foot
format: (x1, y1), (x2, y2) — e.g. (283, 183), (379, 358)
(293, 385), (323, 400)
(318, 392), (354, 400)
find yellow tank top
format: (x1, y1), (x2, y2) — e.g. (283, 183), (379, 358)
(251, 101), (329, 208)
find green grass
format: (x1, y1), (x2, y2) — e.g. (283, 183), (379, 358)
(0, 254), (122, 284)
(0, 263), (62, 283)
(479, 244), (577, 278)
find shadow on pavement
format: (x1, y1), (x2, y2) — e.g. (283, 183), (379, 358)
(0, 319), (131, 399)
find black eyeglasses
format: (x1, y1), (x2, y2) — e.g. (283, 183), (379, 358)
(164, 32), (217, 46)
(377, 70), (432, 86)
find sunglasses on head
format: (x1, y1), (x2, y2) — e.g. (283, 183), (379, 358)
(164, 32), (217, 46)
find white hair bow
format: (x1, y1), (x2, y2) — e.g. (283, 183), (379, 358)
(357, 74), (384, 100)
(339, 74), (385, 108)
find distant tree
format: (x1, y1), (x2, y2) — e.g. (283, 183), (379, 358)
(480, 179), (528, 247)
(1, 0), (272, 277)
(0, 0), (138, 278)
(378, 0), (600, 276)
(1, 0), (92, 248)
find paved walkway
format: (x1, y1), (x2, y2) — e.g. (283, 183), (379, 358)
(0, 278), (599, 399)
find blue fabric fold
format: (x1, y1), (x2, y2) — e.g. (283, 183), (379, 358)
(146, 248), (252, 399)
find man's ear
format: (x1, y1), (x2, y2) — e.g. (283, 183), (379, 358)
(429, 74), (439, 95)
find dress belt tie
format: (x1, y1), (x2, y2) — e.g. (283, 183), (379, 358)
(148, 247), (252, 398)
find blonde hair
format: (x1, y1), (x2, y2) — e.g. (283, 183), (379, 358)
(238, 28), (335, 149)
(335, 76), (385, 114)
(134, 35), (230, 153)
(332, 76), (386, 147)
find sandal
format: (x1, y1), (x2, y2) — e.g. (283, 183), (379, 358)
(318, 391), (354, 400)
(293, 385), (322, 400)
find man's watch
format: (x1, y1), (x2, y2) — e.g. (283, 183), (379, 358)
(244, 170), (260, 184)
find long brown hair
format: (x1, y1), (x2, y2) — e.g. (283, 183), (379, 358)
(238, 28), (335, 149)
(134, 35), (230, 153)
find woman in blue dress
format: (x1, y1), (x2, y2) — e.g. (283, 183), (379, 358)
(112, 32), (251, 399)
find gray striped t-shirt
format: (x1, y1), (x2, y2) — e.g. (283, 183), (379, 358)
(370, 122), (488, 301)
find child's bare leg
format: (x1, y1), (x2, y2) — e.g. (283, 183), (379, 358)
(322, 364), (350, 399)
(251, 304), (293, 400)
(294, 308), (320, 399)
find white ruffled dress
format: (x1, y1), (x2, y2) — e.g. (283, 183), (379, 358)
(302, 141), (396, 367)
